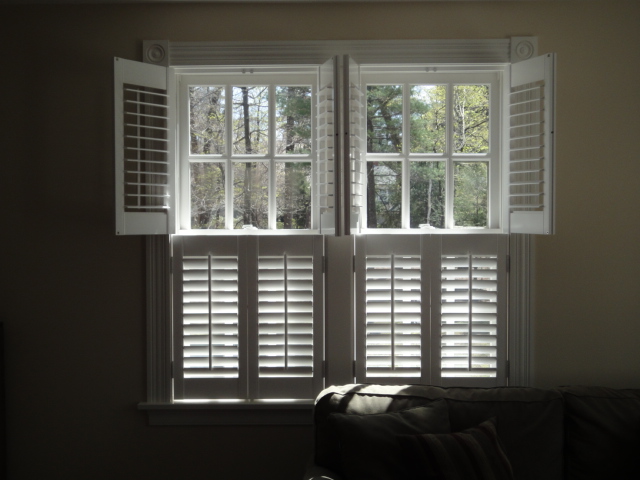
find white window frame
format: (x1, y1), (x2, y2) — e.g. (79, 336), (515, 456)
(130, 38), (544, 424)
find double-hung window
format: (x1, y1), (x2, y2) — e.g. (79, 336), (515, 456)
(114, 39), (556, 411)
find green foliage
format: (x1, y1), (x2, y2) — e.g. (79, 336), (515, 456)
(367, 85), (403, 153)
(454, 162), (488, 227)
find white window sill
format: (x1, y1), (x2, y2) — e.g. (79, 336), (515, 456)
(138, 400), (315, 425)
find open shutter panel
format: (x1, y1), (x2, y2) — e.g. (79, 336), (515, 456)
(317, 57), (338, 235)
(173, 236), (247, 400)
(432, 235), (507, 387)
(508, 53), (556, 235)
(249, 236), (324, 399)
(344, 55), (366, 234)
(355, 235), (427, 384)
(114, 57), (175, 235)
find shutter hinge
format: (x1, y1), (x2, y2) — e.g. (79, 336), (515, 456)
(506, 360), (511, 379)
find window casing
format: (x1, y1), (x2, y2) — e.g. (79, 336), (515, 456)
(116, 38), (556, 416)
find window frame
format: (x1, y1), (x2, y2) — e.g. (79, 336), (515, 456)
(131, 38), (541, 424)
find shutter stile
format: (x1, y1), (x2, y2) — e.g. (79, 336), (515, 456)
(440, 253), (498, 378)
(258, 254), (314, 378)
(317, 58), (336, 233)
(182, 255), (239, 379)
(365, 254), (421, 378)
(348, 57), (365, 231)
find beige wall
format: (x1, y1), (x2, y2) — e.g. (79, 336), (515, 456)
(1, 1), (638, 478)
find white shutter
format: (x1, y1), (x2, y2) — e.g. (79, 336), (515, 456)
(249, 236), (324, 399)
(114, 58), (175, 235)
(507, 53), (556, 235)
(355, 235), (427, 384)
(173, 236), (247, 400)
(344, 55), (366, 234)
(317, 57), (338, 235)
(431, 235), (507, 387)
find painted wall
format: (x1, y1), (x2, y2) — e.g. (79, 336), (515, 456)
(1, 1), (638, 478)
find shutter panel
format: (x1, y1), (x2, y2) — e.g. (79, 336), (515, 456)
(173, 236), (247, 400)
(355, 235), (426, 384)
(250, 236), (324, 399)
(507, 54), (556, 234)
(433, 235), (507, 387)
(344, 55), (365, 234)
(317, 57), (338, 235)
(114, 57), (175, 235)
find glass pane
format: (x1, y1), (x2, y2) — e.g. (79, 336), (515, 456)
(232, 86), (269, 155)
(410, 85), (446, 153)
(366, 161), (402, 228)
(454, 162), (488, 227)
(275, 86), (312, 154)
(190, 162), (226, 229)
(453, 85), (490, 153)
(409, 162), (445, 228)
(276, 162), (312, 229)
(367, 85), (403, 153)
(189, 86), (225, 155)
(233, 162), (269, 229)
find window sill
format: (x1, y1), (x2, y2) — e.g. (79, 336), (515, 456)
(138, 400), (315, 425)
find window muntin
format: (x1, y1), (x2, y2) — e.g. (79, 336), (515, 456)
(361, 71), (501, 231)
(179, 72), (317, 231)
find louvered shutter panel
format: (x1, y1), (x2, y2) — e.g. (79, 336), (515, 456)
(344, 55), (365, 234)
(507, 53), (556, 235)
(355, 235), (427, 384)
(317, 57), (338, 235)
(432, 235), (507, 387)
(249, 236), (324, 399)
(114, 58), (175, 235)
(173, 236), (247, 400)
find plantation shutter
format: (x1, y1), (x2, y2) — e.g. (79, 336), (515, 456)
(248, 236), (324, 399)
(355, 235), (428, 384)
(507, 53), (556, 235)
(114, 58), (175, 235)
(343, 55), (366, 234)
(173, 235), (247, 400)
(430, 235), (507, 387)
(317, 57), (338, 235)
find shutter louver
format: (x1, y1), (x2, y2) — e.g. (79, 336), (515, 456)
(182, 255), (239, 378)
(365, 254), (422, 377)
(317, 57), (337, 234)
(440, 254), (498, 378)
(114, 58), (175, 235)
(258, 254), (314, 377)
(508, 53), (556, 235)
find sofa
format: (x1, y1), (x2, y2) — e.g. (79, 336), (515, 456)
(303, 384), (640, 480)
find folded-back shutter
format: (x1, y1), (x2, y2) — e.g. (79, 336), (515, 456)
(317, 57), (338, 235)
(114, 57), (175, 235)
(344, 55), (365, 234)
(430, 235), (507, 387)
(355, 235), (428, 384)
(507, 53), (556, 234)
(248, 236), (324, 399)
(173, 236), (247, 400)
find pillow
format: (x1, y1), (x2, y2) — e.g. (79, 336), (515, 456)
(328, 399), (450, 480)
(397, 417), (514, 480)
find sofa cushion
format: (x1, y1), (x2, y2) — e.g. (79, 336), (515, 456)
(314, 384), (564, 480)
(559, 386), (640, 480)
(327, 399), (450, 480)
(397, 417), (514, 480)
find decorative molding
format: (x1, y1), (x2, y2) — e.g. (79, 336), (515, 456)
(167, 39), (512, 66)
(146, 235), (172, 403)
(143, 40), (169, 66)
(508, 234), (532, 386)
(510, 36), (538, 63)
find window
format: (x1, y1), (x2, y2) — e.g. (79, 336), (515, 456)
(115, 39), (555, 419)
